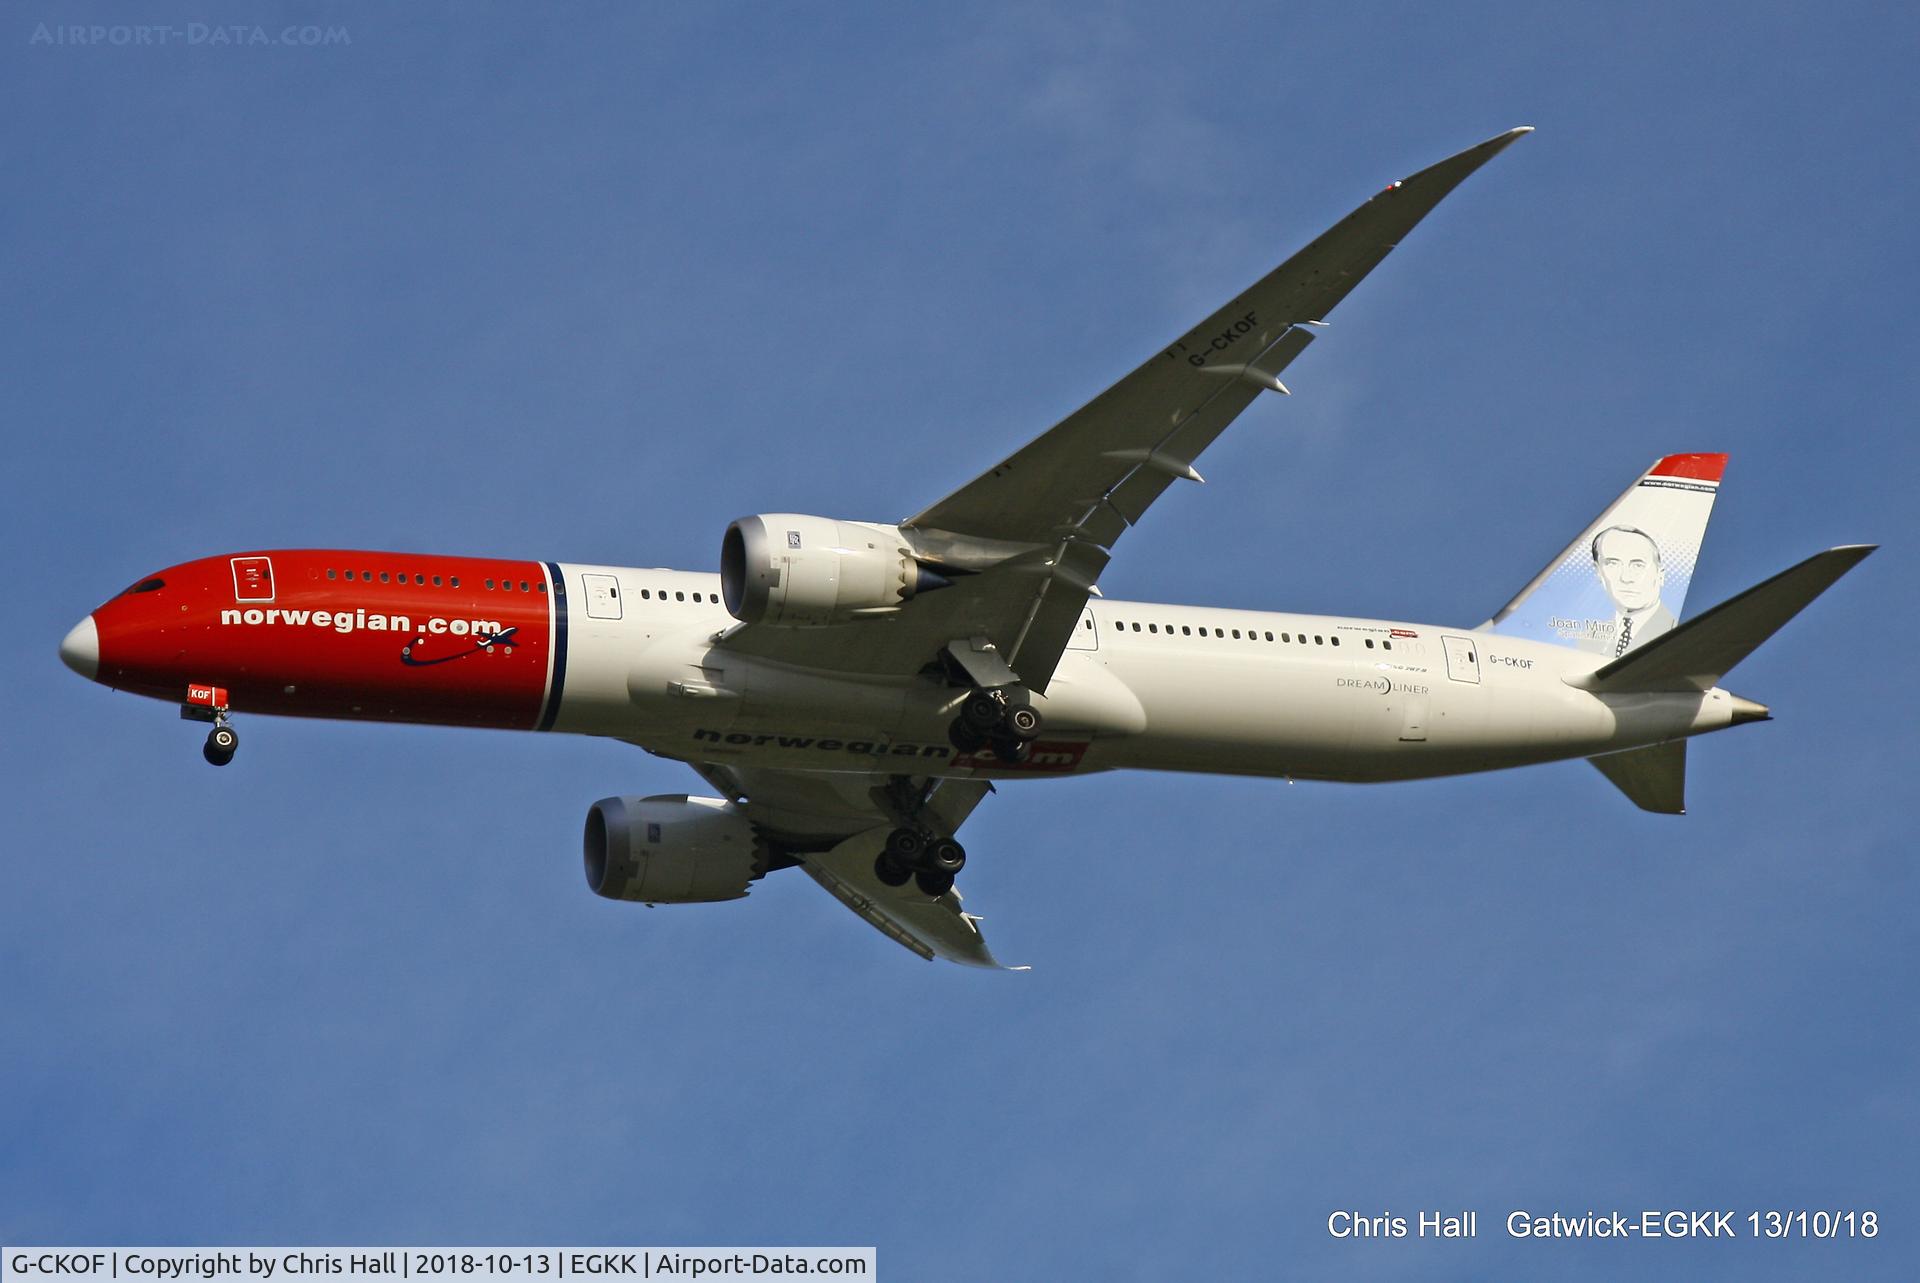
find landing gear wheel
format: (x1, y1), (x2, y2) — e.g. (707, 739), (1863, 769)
(947, 718), (989, 754)
(202, 725), (238, 767)
(960, 691), (1004, 734)
(1006, 705), (1043, 740)
(884, 827), (927, 865)
(925, 838), (967, 876)
(989, 733), (1030, 765)
(915, 869), (956, 897)
(873, 853), (913, 887)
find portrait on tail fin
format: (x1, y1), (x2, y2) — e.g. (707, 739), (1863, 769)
(1578, 524), (1677, 656)
(1482, 453), (1725, 655)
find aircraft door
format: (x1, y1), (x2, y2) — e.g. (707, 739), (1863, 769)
(1066, 606), (1100, 651)
(1398, 688), (1429, 741)
(1441, 634), (1481, 683)
(583, 573), (623, 620)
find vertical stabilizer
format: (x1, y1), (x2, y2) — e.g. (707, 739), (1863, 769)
(1481, 453), (1725, 657)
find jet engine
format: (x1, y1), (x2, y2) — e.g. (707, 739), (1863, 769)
(720, 513), (950, 626)
(583, 795), (769, 904)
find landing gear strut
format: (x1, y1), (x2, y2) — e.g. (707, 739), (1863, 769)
(182, 683), (237, 766)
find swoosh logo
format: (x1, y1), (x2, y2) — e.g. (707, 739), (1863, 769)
(400, 626), (518, 667)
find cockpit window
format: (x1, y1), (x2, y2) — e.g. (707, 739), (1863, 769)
(124, 576), (166, 595)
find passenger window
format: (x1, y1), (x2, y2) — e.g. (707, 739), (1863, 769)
(1181, 626), (1191, 636)
(1315, 635), (1324, 645)
(520, 581), (530, 592)
(1131, 622), (1141, 632)
(537, 582), (547, 593)
(676, 591), (685, 602)
(451, 577), (461, 588)
(1264, 632), (1273, 641)
(1148, 624), (1158, 634)
(432, 575), (442, 587)
(485, 579), (495, 590)
(1383, 640), (1392, 651)
(1232, 629), (1241, 639)
(327, 569), (337, 581)
(1365, 639), (1375, 649)
(379, 572), (390, 583)
(1331, 637), (1339, 647)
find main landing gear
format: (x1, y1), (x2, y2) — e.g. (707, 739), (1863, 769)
(181, 683), (238, 766)
(946, 689), (1042, 764)
(870, 774), (970, 897)
(874, 826), (967, 898)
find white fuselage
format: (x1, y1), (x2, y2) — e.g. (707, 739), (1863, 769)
(546, 563), (1744, 783)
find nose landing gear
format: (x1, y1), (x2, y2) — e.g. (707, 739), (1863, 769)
(181, 683), (238, 766)
(203, 723), (239, 767)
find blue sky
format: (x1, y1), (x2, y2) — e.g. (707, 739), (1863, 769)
(3, 3), (1915, 1279)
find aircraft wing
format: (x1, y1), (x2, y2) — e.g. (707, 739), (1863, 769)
(717, 127), (1531, 691)
(689, 761), (1020, 968)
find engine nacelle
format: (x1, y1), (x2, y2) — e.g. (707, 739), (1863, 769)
(583, 795), (768, 904)
(721, 513), (948, 627)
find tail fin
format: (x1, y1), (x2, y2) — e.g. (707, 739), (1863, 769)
(1480, 453), (1726, 657)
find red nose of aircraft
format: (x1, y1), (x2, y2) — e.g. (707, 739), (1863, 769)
(60, 615), (100, 680)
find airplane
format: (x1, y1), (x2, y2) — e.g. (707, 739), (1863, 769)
(56, 127), (1874, 968)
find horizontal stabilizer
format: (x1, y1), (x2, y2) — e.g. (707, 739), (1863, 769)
(1570, 545), (1876, 693)
(1588, 740), (1687, 814)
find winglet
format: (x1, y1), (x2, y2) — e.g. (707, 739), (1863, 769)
(1385, 126), (1535, 200)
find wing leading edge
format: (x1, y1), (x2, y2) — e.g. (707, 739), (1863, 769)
(910, 126), (1535, 550)
(718, 127), (1532, 691)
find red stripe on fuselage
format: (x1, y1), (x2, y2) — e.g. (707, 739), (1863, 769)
(90, 550), (555, 730)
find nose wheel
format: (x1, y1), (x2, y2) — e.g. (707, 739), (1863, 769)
(181, 683), (238, 766)
(202, 724), (239, 767)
